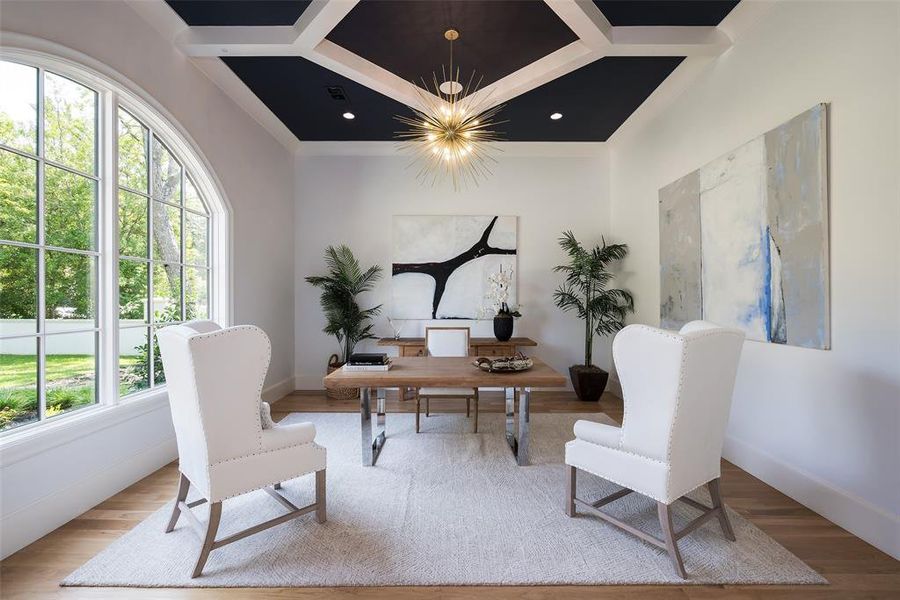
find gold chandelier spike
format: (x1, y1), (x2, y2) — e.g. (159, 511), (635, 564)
(394, 28), (506, 191)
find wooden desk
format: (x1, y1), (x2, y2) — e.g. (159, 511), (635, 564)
(378, 336), (537, 357)
(323, 356), (566, 467)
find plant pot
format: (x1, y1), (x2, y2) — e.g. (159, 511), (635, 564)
(326, 354), (359, 401)
(569, 365), (608, 402)
(493, 315), (514, 342)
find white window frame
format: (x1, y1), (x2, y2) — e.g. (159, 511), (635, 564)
(0, 42), (232, 445)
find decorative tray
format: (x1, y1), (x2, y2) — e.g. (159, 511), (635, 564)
(472, 353), (534, 373)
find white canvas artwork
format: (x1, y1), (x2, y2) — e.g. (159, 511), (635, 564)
(659, 104), (829, 349)
(392, 215), (517, 319)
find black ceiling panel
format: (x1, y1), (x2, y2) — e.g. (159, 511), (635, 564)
(501, 56), (684, 141)
(226, 55), (683, 142)
(224, 56), (410, 141)
(326, 1), (578, 89)
(592, 1), (739, 26)
(166, 1), (311, 26)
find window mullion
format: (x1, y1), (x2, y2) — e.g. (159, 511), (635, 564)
(147, 128), (155, 388)
(180, 169), (186, 322)
(36, 67), (46, 423)
(99, 91), (118, 406)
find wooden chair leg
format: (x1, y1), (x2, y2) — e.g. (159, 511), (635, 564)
(426, 397), (430, 417)
(657, 502), (687, 579)
(415, 391), (421, 433)
(473, 389), (479, 433)
(191, 501), (222, 578)
(708, 478), (736, 541)
(315, 469), (327, 524)
(565, 465), (577, 517)
(165, 473), (190, 533)
(466, 397), (471, 418)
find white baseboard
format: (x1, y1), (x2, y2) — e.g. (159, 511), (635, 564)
(723, 433), (900, 560)
(262, 375), (296, 403)
(0, 435), (177, 560)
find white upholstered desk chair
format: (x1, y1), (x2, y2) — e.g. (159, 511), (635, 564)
(416, 326), (480, 433)
(156, 321), (327, 578)
(565, 321), (745, 578)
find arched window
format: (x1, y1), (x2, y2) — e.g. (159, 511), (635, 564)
(0, 49), (229, 434)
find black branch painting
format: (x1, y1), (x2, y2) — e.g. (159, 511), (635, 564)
(393, 216), (517, 319)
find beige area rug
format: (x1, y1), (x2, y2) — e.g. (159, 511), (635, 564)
(63, 412), (825, 587)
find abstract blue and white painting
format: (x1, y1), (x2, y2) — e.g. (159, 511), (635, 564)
(659, 104), (829, 349)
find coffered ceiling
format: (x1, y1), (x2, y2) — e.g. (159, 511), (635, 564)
(162, 0), (741, 143)
(326, 1), (579, 89)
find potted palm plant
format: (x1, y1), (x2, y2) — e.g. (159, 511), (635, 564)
(553, 231), (634, 402)
(305, 245), (383, 400)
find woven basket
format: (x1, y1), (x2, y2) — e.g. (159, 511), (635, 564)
(326, 353), (359, 401)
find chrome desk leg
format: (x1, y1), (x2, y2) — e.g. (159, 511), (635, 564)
(504, 387), (531, 466)
(361, 387), (387, 466)
(505, 387), (517, 457)
(517, 387), (531, 466)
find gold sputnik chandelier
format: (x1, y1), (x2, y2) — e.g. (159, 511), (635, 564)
(394, 28), (505, 190)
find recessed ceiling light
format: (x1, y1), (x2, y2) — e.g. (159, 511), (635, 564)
(550, 112), (563, 120)
(342, 112), (355, 120)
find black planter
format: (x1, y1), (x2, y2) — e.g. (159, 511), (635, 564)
(569, 365), (609, 402)
(493, 315), (514, 341)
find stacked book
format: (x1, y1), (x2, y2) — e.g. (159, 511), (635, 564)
(343, 353), (392, 372)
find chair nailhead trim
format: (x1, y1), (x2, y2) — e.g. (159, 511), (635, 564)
(216, 463), (327, 501)
(210, 441), (323, 466)
(566, 448), (670, 504)
(212, 443), (326, 502)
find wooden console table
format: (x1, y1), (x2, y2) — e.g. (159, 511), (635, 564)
(378, 336), (537, 357)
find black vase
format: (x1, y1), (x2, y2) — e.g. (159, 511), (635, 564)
(493, 315), (514, 342)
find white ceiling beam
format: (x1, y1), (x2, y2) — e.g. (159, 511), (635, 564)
(178, 26), (301, 56)
(294, 0), (359, 50)
(605, 26), (732, 56)
(175, 0), (358, 56)
(546, 0), (612, 49)
(466, 41), (599, 108)
(311, 40), (426, 107)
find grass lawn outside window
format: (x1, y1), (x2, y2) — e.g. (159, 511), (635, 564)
(0, 353), (143, 430)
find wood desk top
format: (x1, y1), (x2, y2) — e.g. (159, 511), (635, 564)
(377, 337), (537, 347)
(323, 356), (566, 389)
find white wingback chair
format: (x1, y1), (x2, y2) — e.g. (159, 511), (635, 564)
(565, 321), (745, 578)
(415, 327), (480, 433)
(156, 321), (327, 578)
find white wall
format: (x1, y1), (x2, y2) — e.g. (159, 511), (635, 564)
(608, 1), (900, 558)
(0, 0), (295, 558)
(294, 144), (611, 388)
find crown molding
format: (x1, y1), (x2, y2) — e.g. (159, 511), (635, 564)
(296, 140), (607, 158)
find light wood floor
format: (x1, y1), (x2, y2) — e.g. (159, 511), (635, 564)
(1, 392), (897, 599)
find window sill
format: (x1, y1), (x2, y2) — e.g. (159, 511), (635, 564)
(0, 389), (171, 467)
